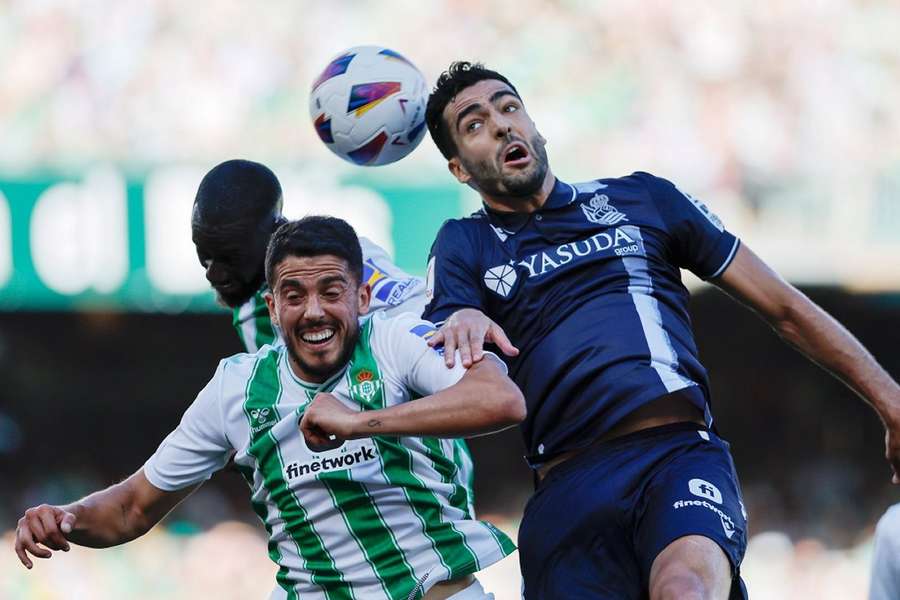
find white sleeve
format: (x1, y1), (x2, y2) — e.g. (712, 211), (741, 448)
(143, 361), (232, 491)
(359, 237), (427, 316)
(375, 313), (507, 398)
(870, 505), (900, 600)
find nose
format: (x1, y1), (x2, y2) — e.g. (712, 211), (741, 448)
(303, 294), (326, 320)
(491, 108), (514, 139)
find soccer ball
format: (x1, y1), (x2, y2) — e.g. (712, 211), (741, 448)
(309, 46), (429, 166)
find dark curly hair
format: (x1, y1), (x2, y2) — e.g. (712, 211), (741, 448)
(425, 61), (519, 160)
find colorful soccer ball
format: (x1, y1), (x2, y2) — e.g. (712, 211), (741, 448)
(309, 46), (429, 166)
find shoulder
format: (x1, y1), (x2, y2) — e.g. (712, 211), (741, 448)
(220, 345), (281, 384)
(876, 504), (900, 538)
(369, 311), (437, 344)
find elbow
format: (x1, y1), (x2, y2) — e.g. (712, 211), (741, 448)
(493, 384), (526, 427)
(770, 294), (810, 345)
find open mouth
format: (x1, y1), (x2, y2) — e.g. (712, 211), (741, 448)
(502, 142), (530, 166)
(300, 328), (336, 345)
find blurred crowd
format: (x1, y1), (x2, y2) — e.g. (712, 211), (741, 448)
(2, 1), (899, 240)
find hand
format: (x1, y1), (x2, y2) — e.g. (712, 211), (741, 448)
(15, 504), (76, 569)
(299, 393), (357, 449)
(428, 308), (519, 368)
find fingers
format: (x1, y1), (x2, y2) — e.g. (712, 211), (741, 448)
(37, 510), (69, 551)
(486, 323), (520, 357)
(440, 328), (458, 368)
(457, 330), (474, 368)
(15, 519), (51, 569)
(426, 329), (445, 348)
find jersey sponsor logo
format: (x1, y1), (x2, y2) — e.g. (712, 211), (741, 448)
(409, 323), (445, 356)
(689, 478), (723, 504)
(673, 498), (737, 540)
(581, 193), (628, 226)
(483, 262), (517, 298)
(373, 277), (414, 306)
(285, 441), (379, 480)
(676, 186), (725, 232)
(410, 323), (436, 339)
(515, 227), (641, 280)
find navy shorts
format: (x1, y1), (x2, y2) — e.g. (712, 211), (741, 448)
(518, 423), (748, 599)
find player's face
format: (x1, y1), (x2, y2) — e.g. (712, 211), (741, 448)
(266, 255), (371, 383)
(443, 79), (549, 199)
(192, 219), (270, 308)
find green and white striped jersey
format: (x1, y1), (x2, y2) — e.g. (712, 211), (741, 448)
(144, 311), (514, 600)
(233, 237), (427, 353)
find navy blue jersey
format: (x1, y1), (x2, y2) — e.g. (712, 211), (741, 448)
(423, 172), (740, 467)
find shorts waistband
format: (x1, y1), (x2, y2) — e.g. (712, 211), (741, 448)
(539, 421), (711, 487)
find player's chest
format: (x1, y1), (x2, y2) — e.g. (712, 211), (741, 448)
(480, 206), (663, 302)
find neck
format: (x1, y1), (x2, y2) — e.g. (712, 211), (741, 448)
(288, 355), (342, 385)
(480, 169), (556, 214)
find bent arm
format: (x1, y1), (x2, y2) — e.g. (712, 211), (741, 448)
(61, 468), (197, 548)
(715, 243), (900, 422)
(356, 358), (525, 438)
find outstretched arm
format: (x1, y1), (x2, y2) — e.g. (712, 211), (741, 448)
(301, 357), (525, 443)
(714, 243), (900, 481)
(15, 469), (197, 568)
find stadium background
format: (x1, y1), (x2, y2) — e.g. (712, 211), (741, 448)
(1, 1), (899, 598)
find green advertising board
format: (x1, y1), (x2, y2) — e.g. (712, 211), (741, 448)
(0, 166), (465, 312)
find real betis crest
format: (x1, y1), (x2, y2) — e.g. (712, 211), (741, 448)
(349, 368), (383, 406)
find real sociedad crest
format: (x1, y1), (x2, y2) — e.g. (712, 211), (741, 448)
(581, 194), (628, 226)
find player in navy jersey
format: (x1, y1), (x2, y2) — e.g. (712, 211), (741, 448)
(421, 62), (900, 599)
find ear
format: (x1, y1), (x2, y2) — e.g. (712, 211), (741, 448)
(447, 158), (471, 185)
(264, 290), (279, 328)
(357, 282), (372, 316)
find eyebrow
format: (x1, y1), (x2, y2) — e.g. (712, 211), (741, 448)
(455, 90), (519, 132)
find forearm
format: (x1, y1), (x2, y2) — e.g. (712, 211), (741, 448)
(349, 364), (525, 439)
(772, 293), (900, 419)
(60, 480), (152, 548)
(60, 470), (192, 548)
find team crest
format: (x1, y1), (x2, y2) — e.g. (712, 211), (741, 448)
(350, 371), (382, 402)
(581, 194), (628, 226)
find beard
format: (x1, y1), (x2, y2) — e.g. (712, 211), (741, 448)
(461, 133), (549, 198)
(285, 318), (360, 382)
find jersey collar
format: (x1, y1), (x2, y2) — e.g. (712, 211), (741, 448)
(481, 178), (576, 233)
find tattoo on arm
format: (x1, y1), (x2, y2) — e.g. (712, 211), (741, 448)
(367, 419), (382, 428)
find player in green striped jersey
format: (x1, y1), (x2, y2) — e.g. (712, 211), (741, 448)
(15, 216), (523, 600)
(191, 159), (429, 353)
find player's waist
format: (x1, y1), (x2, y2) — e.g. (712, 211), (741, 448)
(423, 575), (476, 599)
(535, 389), (706, 482)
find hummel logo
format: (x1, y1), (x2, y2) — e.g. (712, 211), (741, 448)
(483, 262), (517, 298)
(581, 194), (627, 226)
(250, 408), (271, 424)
